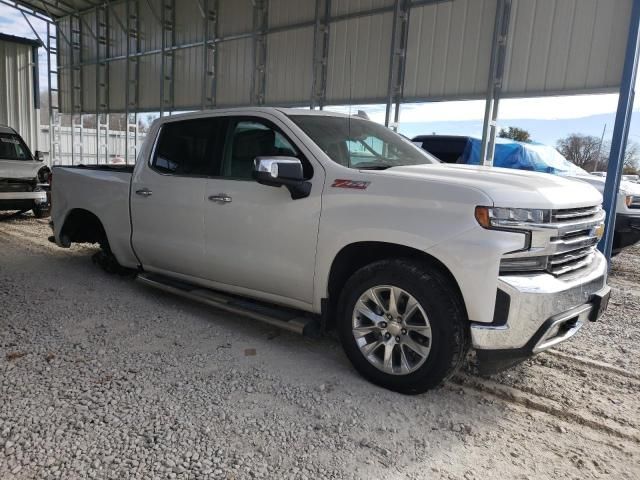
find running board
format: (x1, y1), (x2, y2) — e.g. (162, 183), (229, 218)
(137, 273), (320, 336)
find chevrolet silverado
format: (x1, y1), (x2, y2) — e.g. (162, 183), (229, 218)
(50, 108), (610, 393)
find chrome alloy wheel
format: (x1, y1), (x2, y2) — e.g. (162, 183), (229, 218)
(351, 285), (432, 375)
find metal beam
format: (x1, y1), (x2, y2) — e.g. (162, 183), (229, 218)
(159, 0), (175, 115)
(310, 0), (330, 109)
(600, 0), (640, 261)
(1, 0), (55, 23)
(480, 0), (512, 166)
(201, 0), (218, 109)
(385, 0), (410, 129)
(251, 0), (268, 105)
(20, 10), (47, 47)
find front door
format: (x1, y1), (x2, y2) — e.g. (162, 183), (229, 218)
(203, 116), (323, 305)
(131, 117), (226, 278)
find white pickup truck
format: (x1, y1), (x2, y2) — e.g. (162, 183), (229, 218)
(51, 108), (611, 394)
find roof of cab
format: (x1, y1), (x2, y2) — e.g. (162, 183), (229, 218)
(0, 125), (18, 134)
(152, 106), (354, 125)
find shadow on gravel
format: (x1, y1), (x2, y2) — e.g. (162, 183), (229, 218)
(0, 210), (31, 222)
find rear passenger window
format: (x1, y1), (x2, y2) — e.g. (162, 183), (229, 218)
(152, 118), (225, 176)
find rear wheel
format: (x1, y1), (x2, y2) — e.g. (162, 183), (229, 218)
(92, 242), (136, 276)
(337, 259), (468, 394)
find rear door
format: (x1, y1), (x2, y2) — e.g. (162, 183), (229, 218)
(202, 115), (323, 305)
(130, 116), (226, 278)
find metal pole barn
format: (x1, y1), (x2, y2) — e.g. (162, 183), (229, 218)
(600, 0), (640, 261)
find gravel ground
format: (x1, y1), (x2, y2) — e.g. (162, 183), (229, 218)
(1, 213), (639, 479)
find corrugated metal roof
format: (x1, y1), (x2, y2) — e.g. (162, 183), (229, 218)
(14, 0), (98, 18)
(0, 32), (42, 47)
(325, 12), (394, 103)
(502, 0), (631, 97)
(404, 0), (496, 101)
(31, 0), (635, 113)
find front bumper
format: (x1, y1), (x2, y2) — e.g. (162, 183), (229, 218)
(613, 213), (640, 253)
(0, 190), (48, 211)
(471, 252), (609, 373)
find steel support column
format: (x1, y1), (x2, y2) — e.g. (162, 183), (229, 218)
(251, 0), (268, 105)
(384, 0), (410, 130)
(160, 0), (175, 115)
(96, 3), (109, 165)
(480, 0), (512, 166)
(600, 0), (640, 261)
(125, 0), (140, 164)
(46, 21), (61, 165)
(310, 0), (330, 109)
(201, 0), (218, 109)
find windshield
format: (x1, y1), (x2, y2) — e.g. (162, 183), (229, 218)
(290, 115), (438, 169)
(0, 132), (32, 161)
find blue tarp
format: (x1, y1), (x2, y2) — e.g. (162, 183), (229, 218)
(461, 137), (587, 176)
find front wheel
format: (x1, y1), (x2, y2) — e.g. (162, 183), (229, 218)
(337, 259), (469, 394)
(32, 204), (51, 218)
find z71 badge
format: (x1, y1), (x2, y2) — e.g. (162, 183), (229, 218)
(331, 179), (371, 190)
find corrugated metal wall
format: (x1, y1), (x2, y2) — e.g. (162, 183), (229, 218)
(503, 0), (632, 96)
(54, 0), (634, 113)
(404, 0), (496, 101)
(0, 39), (39, 150)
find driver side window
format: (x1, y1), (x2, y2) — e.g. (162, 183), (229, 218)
(222, 119), (300, 180)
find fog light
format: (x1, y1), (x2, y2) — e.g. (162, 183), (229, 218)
(499, 256), (548, 273)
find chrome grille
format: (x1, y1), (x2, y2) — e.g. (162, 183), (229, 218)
(551, 205), (602, 222)
(630, 196), (640, 210)
(0, 179), (34, 193)
(547, 205), (603, 276)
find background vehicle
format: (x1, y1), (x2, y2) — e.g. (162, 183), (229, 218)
(50, 109), (609, 394)
(0, 125), (51, 218)
(414, 135), (640, 255)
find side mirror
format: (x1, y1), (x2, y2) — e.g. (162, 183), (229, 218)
(252, 157), (311, 199)
(34, 150), (45, 162)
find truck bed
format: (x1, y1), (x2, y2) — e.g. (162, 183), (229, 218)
(51, 165), (137, 268)
(61, 164), (135, 174)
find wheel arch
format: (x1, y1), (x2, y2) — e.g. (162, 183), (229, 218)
(59, 207), (109, 248)
(323, 241), (467, 329)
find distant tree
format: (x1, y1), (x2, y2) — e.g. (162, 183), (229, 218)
(557, 134), (602, 171)
(597, 140), (640, 174)
(498, 127), (531, 143)
(623, 141), (639, 173)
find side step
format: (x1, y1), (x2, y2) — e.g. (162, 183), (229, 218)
(137, 273), (320, 336)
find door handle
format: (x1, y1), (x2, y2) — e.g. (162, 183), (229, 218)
(135, 188), (153, 197)
(208, 194), (232, 204)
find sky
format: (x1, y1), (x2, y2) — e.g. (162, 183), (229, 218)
(1, 3), (638, 148)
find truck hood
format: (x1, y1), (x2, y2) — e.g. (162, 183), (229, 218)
(0, 159), (42, 180)
(564, 173), (640, 196)
(380, 163), (603, 209)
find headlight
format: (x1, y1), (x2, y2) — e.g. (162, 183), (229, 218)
(625, 195), (634, 208)
(475, 206), (549, 229)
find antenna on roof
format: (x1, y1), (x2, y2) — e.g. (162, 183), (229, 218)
(356, 110), (370, 120)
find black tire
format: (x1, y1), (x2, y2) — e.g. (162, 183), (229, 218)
(92, 243), (136, 277)
(337, 259), (469, 394)
(32, 205), (51, 219)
